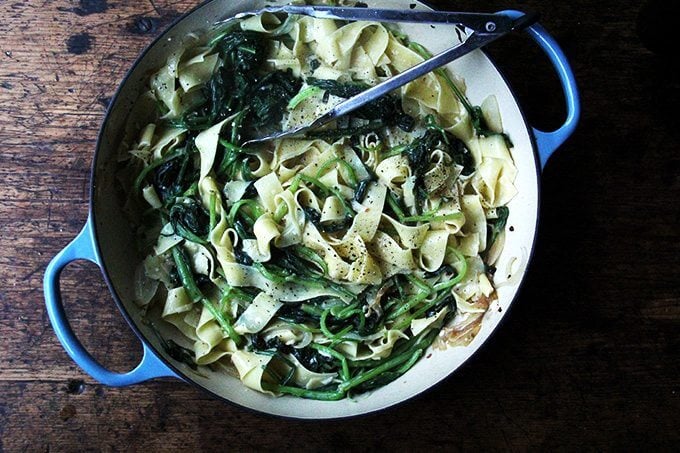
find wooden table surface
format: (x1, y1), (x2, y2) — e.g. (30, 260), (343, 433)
(1, 0), (678, 450)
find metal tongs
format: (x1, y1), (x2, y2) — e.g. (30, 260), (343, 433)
(231, 6), (538, 146)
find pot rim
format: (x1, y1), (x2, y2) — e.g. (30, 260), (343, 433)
(88, 0), (543, 419)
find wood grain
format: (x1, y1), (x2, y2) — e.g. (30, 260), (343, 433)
(1, 0), (678, 450)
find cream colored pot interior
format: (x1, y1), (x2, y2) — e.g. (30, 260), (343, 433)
(92, 0), (539, 418)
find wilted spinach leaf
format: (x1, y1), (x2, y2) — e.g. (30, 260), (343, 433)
(307, 77), (414, 131)
(487, 206), (509, 246)
(249, 70), (302, 127)
(169, 198), (210, 243)
(152, 152), (195, 202)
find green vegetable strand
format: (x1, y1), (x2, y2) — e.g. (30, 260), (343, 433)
(171, 246), (202, 302)
(410, 41), (512, 145)
(434, 247), (468, 290)
(487, 206), (510, 246)
(401, 211), (464, 224)
(425, 114), (450, 144)
(408, 42), (476, 119)
(273, 203), (288, 223)
(386, 191), (407, 220)
(133, 149), (185, 196)
(315, 157), (359, 188)
(392, 291), (450, 331)
(264, 384), (345, 401)
(395, 349), (424, 374)
(406, 274), (432, 292)
(381, 144), (407, 158)
(183, 182), (199, 198)
(293, 245), (329, 276)
(227, 199), (264, 226)
(287, 85), (322, 110)
(386, 289), (430, 321)
(270, 327), (439, 400)
(309, 343), (350, 381)
(338, 345), (422, 392)
(201, 297), (242, 347)
(230, 109), (248, 145)
(252, 262), (355, 300)
(209, 192), (217, 233)
(298, 174), (355, 217)
(320, 308), (354, 341)
(171, 246), (242, 346)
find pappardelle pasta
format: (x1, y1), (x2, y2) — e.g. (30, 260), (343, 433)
(122, 8), (517, 400)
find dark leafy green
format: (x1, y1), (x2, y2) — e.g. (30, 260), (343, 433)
(424, 294), (455, 318)
(308, 77), (367, 99)
(303, 207), (352, 233)
(403, 128), (475, 185)
(152, 151), (196, 203)
(254, 336), (337, 374)
(470, 106), (514, 148)
(171, 30), (300, 136)
(164, 340), (198, 370)
(353, 304), (383, 336)
(148, 323), (198, 370)
(404, 130), (440, 179)
(241, 182), (258, 199)
(169, 199), (210, 243)
(353, 179), (371, 203)
(270, 247), (318, 277)
(233, 247), (254, 266)
(487, 206), (510, 246)
(277, 302), (323, 324)
(174, 66), (234, 130)
(307, 77), (415, 131)
(448, 134), (475, 175)
(232, 218), (254, 240)
(249, 70), (302, 127)
(217, 30), (267, 73)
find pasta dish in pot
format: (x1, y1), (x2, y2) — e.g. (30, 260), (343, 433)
(120, 9), (517, 400)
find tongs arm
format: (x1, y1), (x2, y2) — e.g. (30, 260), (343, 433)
(230, 6), (534, 35)
(238, 9), (538, 146)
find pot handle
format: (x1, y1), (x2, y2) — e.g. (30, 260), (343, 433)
(43, 216), (177, 386)
(500, 10), (581, 168)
